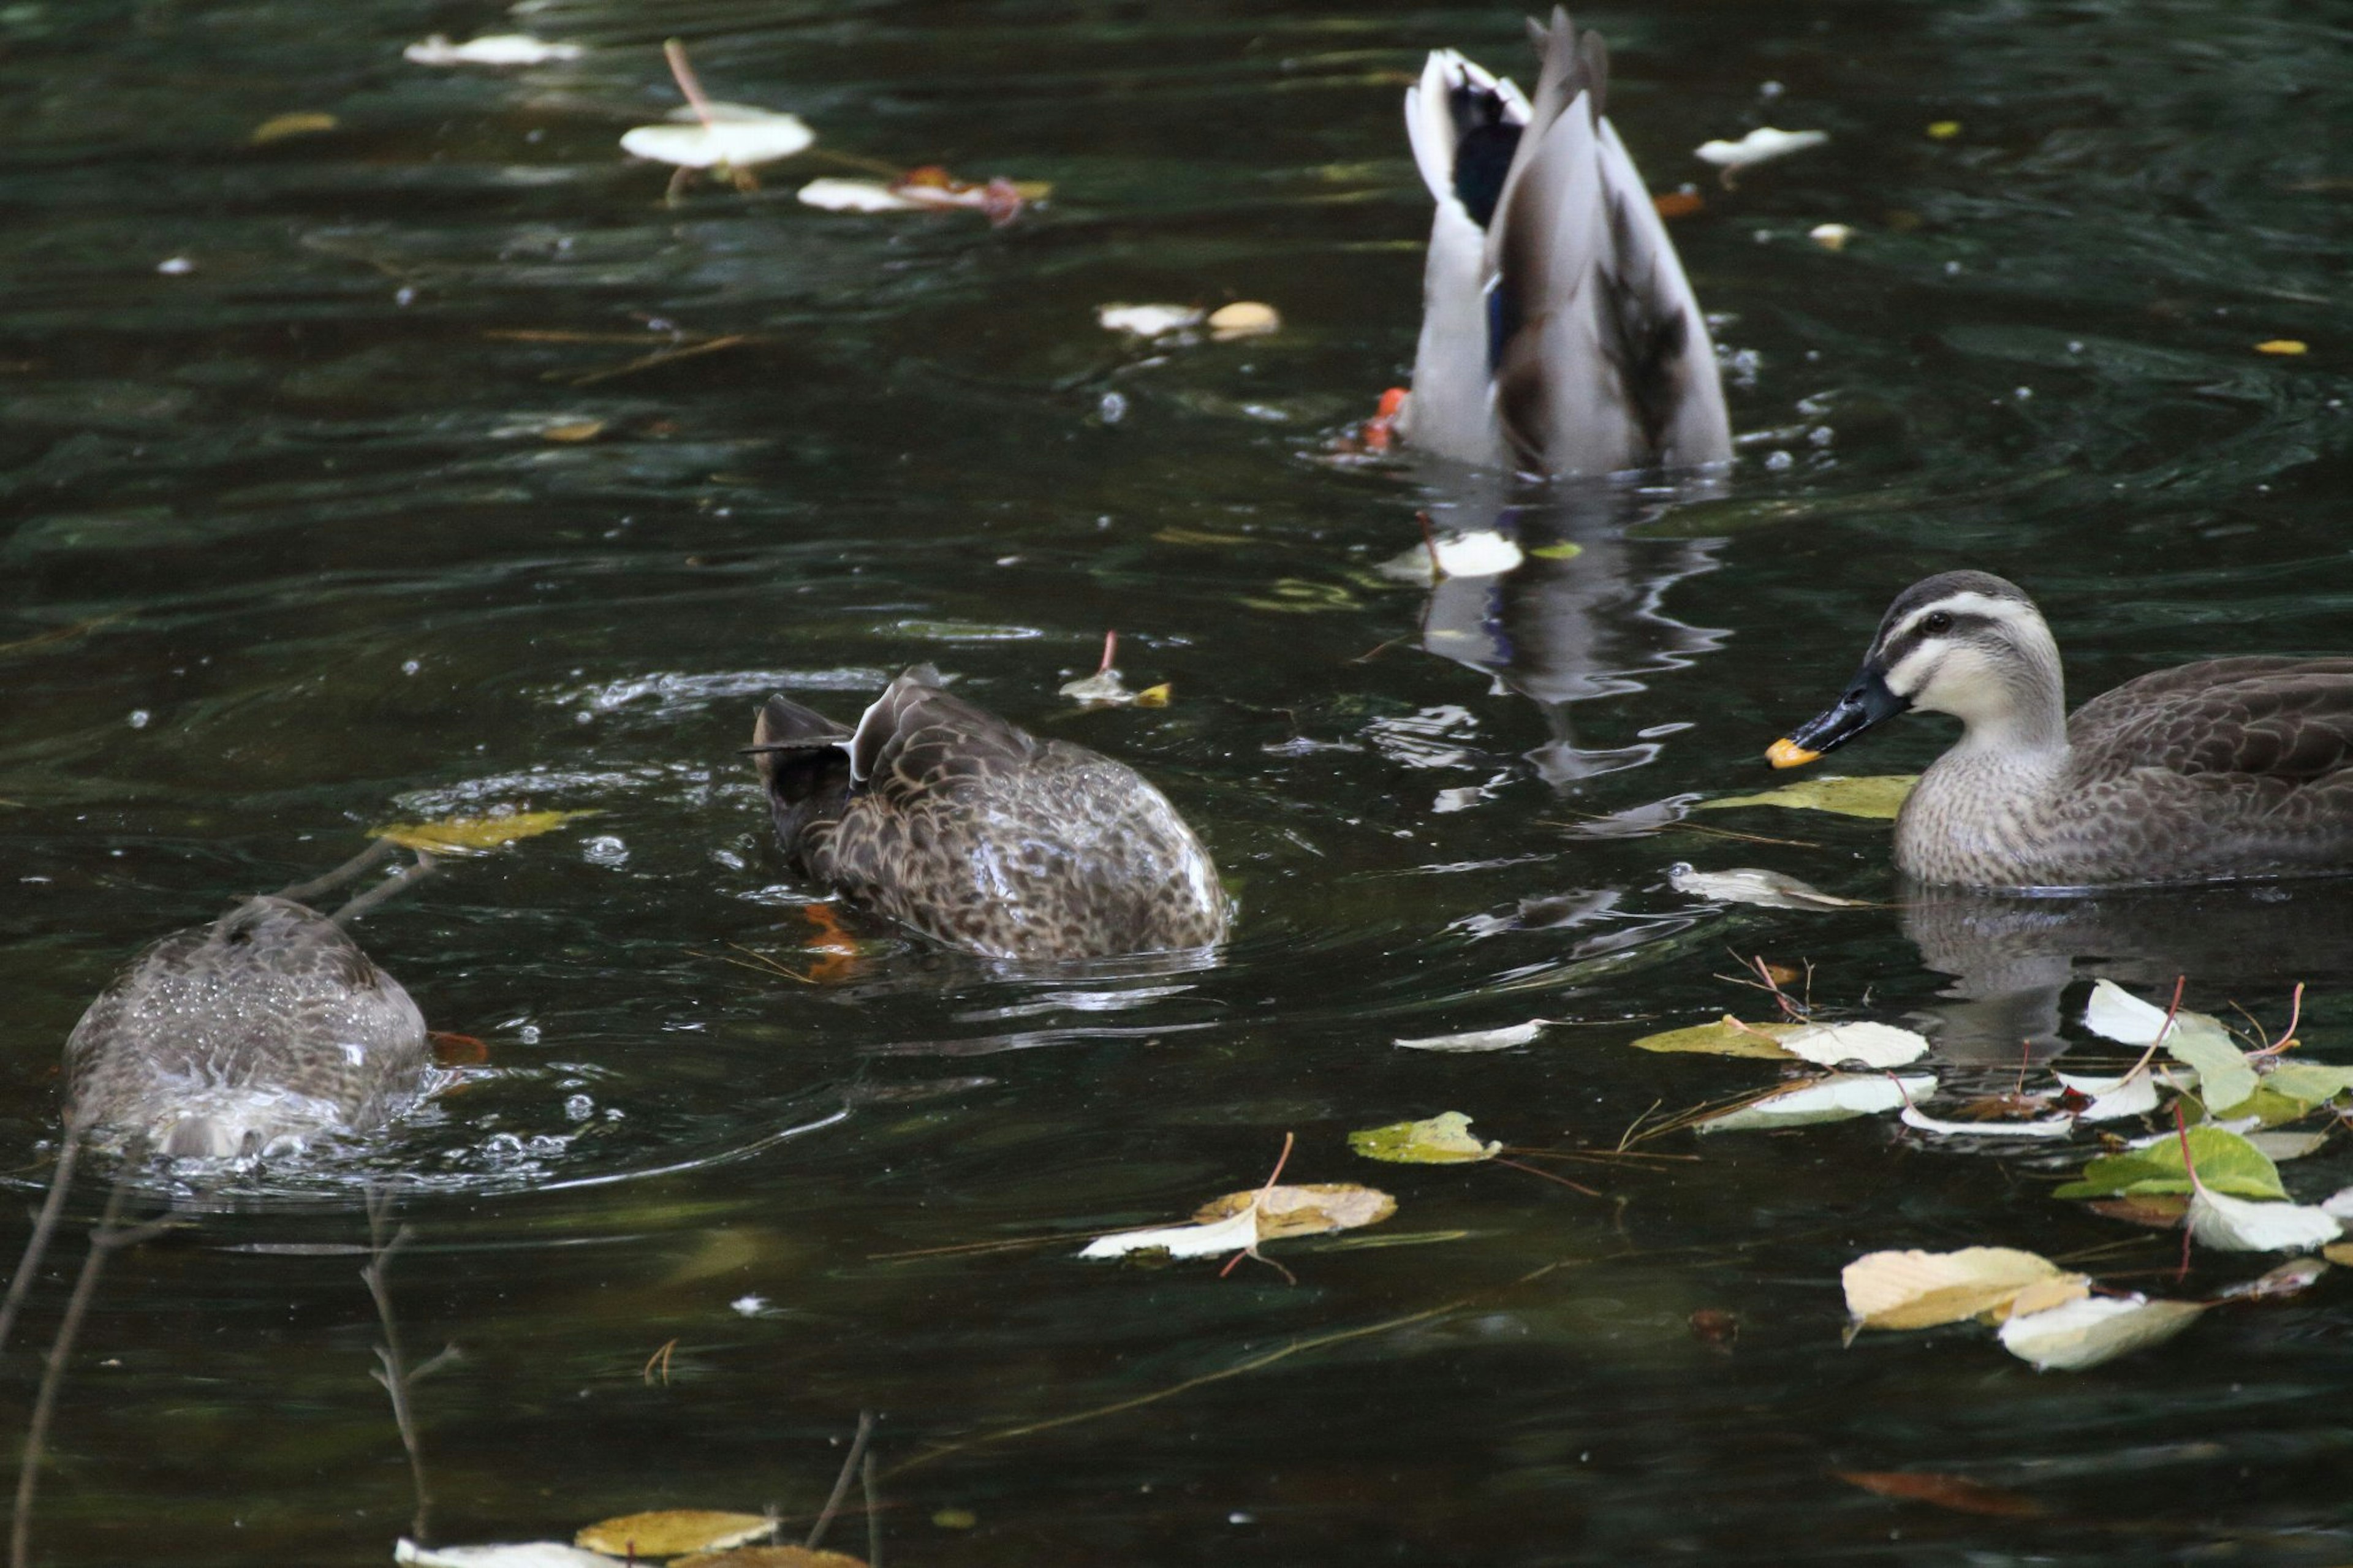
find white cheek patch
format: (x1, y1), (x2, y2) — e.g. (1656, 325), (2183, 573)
(1884, 643), (1942, 699)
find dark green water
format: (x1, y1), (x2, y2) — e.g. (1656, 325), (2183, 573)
(4, 0), (2353, 1562)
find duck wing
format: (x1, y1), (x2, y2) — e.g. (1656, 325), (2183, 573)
(1486, 8), (1730, 475)
(2070, 658), (2353, 782)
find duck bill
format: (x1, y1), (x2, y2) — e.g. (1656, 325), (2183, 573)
(1767, 665), (1908, 769)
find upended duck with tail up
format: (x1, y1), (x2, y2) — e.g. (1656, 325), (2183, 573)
(749, 667), (1229, 960)
(1767, 570), (2353, 888)
(1392, 8), (1731, 476)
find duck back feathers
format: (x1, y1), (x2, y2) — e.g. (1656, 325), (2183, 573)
(753, 668), (1229, 960)
(64, 896), (428, 1160)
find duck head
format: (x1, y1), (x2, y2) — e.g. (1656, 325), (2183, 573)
(1768, 571), (2064, 767)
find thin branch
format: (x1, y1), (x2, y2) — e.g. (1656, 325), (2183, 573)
(806, 1411), (876, 1551)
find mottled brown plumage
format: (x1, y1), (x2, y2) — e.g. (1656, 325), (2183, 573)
(749, 668), (1229, 959)
(64, 896), (428, 1159)
(1771, 571), (2353, 887)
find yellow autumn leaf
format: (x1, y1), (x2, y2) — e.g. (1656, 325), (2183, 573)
(1628, 1017), (1802, 1059)
(252, 112), (339, 145)
(1193, 1183), (1396, 1240)
(371, 808), (596, 855)
(1700, 775), (1918, 820)
(1926, 120), (1961, 140)
(542, 420), (605, 443)
(1134, 683), (1172, 707)
(1843, 1247), (2075, 1331)
(577, 1510), (774, 1558)
(1347, 1112), (1498, 1165)
(2255, 339), (2308, 356)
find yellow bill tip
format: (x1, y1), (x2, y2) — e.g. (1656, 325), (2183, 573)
(1766, 737), (1821, 770)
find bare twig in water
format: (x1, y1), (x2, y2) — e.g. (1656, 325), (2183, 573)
(563, 333), (752, 388)
(0, 1118), (85, 1357)
(1491, 1157), (1602, 1198)
(365, 1191), (459, 1545)
(862, 1450), (882, 1568)
(13, 1175), (175, 1568)
(643, 1338), (678, 1386)
(806, 1411), (876, 1551)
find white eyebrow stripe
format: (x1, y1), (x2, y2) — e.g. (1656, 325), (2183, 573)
(1885, 591), (2033, 648)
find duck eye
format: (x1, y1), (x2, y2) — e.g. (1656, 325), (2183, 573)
(1923, 611), (1954, 634)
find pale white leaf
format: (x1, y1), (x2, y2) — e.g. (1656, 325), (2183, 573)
(1694, 126), (1828, 171)
(1996, 1293), (2206, 1371)
(2080, 980), (2256, 1112)
(2322, 1186), (2353, 1222)
(1900, 1105), (2077, 1139)
(1078, 1203), (1259, 1260)
(395, 1542), (620, 1567)
(1779, 1020), (1930, 1069)
(1841, 1246), (2067, 1330)
(1696, 1073), (1933, 1133)
(1097, 303), (1203, 337)
(2055, 1067), (2160, 1123)
(2186, 1186), (2342, 1253)
(2245, 1130), (2330, 1162)
(620, 113), (814, 170)
(1394, 1020), (1547, 1053)
(798, 177), (925, 213)
(403, 34), (583, 66)
(1377, 530), (1524, 584)
(1667, 862), (1866, 911)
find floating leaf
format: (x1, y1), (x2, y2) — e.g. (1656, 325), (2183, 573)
(2053, 1124), (2285, 1200)
(2080, 980), (2255, 1112)
(1836, 1470), (2040, 1518)
(2260, 1061), (2353, 1108)
(2054, 1067), (2161, 1123)
(622, 107), (814, 171)
(1207, 301), (1280, 339)
(1699, 775), (1917, 820)
(1077, 1203), (1258, 1261)
(1900, 1104), (2076, 1139)
(1696, 1074), (1934, 1133)
(252, 112), (338, 145)
(1097, 303), (1202, 338)
(1692, 126), (1828, 181)
(674, 1551), (866, 1568)
(2326, 1241), (2353, 1267)
(1393, 1020), (1547, 1053)
(1666, 863), (1865, 911)
(1193, 1183), (1395, 1240)
(372, 808), (596, 855)
(1997, 1294), (2205, 1371)
(2254, 339), (2308, 356)
(798, 178), (924, 213)
(2215, 1257), (2329, 1302)
(397, 1545), (619, 1568)
(2245, 1129), (2330, 1162)
(404, 34), (584, 66)
(577, 1512), (773, 1558)
(1628, 1016), (1801, 1059)
(1925, 120), (1963, 140)
(1779, 1020), (1930, 1070)
(2186, 1186), (2341, 1254)
(1376, 531), (1524, 584)
(1808, 223), (1855, 252)
(1347, 1112), (1498, 1165)
(1842, 1247), (2076, 1331)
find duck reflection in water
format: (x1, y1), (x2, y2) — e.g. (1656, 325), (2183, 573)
(1902, 877), (2353, 1062)
(1412, 482), (1726, 788)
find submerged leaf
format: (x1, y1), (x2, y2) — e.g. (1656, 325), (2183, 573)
(1627, 1017), (1802, 1059)
(1347, 1112), (1499, 1165)
(372, 808), (596, 855)
(1997, 1293), (2206, 1371)
(1779, 1021), (1930, 1070)
(2054, 1124), (2285, 1201)
(577, 1512), (773, 1558)
(1699, 775), (1917, 820)
(1842, 1247), (2075, 1331)
(1696, 1073), (1934, 1132)
(1194, 1183), (1395, 1240)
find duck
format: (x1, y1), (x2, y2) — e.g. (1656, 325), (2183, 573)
(748, 666), (1230, 960)
(1764, 570), (2353, 888)
(64, 871), (431, 1161)
(1393, 7), (1732, 477)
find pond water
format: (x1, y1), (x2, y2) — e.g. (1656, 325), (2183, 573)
(4, 0), (2353, 1562)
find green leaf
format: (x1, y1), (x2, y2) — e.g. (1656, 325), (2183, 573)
(2262, 1061), (2353, 1109)
(1626, 1017), (1802, 1059)
(1347, 1112), (1499, 1165)
(2162, 1023), (2257, 1115)
(2053, 1125), (2286, 1201)
(1698, 775), (1919, 820)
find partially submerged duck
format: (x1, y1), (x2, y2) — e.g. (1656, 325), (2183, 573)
(66, 893), (429, 1161)
(748, 667), (1229, 960)
(1393, 8), (1731, 475)
(1767, 570), (2353, 888)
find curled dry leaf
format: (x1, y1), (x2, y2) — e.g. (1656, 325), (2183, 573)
(2186, 1184), (2342, 1254)
(1779, 1020), (1930, 1070)
(577, 1512), (774, 1558)
(1835, 1470), (2042, 1519)
(1393, 1020), (1547, 1053)
(1696, 1073), (1934, 1132)
(1628, 1016), (1802, 1059)
(1667, 863), (1864, 911)
(404, 34), (584, 66)
(1699, 775), (1917, 820)
(396, 1544), (619, 1567)
(1194, 1183), (1396, 1240)
(1347, 1112), (1499, 1165)
(1842, 1246), (2076, 1331)
(372, 808), (596, 855)
(1996, 1293), (2205, 1371)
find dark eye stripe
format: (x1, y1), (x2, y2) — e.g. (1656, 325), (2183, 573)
(1881, 610), (1995, 666)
